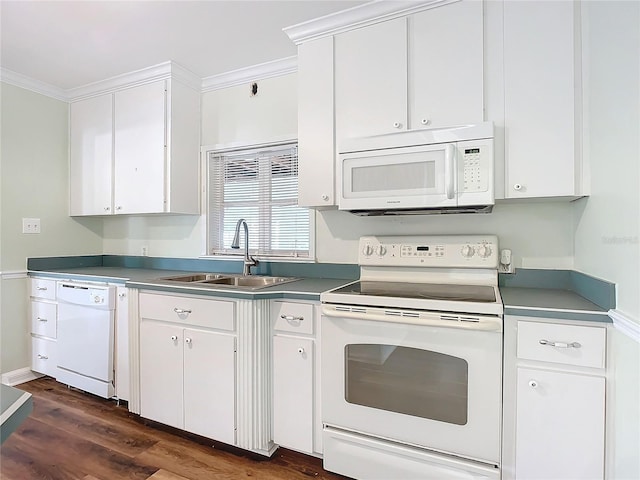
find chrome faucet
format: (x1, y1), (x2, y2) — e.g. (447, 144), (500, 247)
(231, 218), (258, 276)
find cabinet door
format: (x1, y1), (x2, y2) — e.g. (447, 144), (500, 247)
(515, 368), (605, 479)
(409, 1), (484, 129)
(139, 321), (183, 429)
(335, 18), (407, 144)
(503, 1), (578, 198)
(69, 94), (113, 216)
(273, 335), (314, 453)
(183, 328), (236, 445)
(115, 287), (129, 402)
(114, 81), (166, 214)
(297, 36), (336, 207)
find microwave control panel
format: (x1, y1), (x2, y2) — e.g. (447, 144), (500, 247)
(462, 146), (489, 193)
(359, 235), (499, 268)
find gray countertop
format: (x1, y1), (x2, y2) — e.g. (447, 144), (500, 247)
(29, 266), (612, 322)
(501, 287), (611, 323)
(1, 384), (32, 444)
(29, 267), (352, 300)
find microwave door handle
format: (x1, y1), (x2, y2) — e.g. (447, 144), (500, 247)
(445, 144), (455, 199)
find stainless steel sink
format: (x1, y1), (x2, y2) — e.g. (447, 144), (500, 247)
(202, 276), (297, 288)
(159, 273), (298, 290)
(160, 273), (229, 282)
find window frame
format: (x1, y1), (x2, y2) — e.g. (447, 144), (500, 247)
(201, 139), (316, 262)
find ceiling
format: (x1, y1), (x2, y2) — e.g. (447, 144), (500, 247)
(0, 0), (366, 91)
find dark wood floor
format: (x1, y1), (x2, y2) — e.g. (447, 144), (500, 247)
(1, 377), (350, 480)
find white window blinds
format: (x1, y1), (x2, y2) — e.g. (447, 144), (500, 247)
(207, 142), (310, 258)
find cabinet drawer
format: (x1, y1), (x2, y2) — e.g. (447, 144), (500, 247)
(272, 301), (315, 335)
(32, 336), (57, 377)
(30, 278), (57, 300)
(31, 301), (57, 338)
(517, 321), (606, 368)
(139, 293), (235, 331)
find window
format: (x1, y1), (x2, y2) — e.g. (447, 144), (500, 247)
(207, 142), (311, 259)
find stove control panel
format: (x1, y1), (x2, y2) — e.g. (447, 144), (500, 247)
(359, 235), (499, 268)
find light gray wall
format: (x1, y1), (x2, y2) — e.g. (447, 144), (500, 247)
(574, 3), (639, 478)
(0, 82), (103, 374)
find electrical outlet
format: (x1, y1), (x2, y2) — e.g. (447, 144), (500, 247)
(141, 246), (149, 256)
(498, 249), (514, 274)
(22, 218), (41, 234)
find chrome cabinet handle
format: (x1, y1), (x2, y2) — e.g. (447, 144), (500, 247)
(421, 118), (430, 126)
(171, 335), (178, 341)
(529, 380), (538, 388)
(297, 347), (305, 354)
(116, 206), (122, 211)
(539, 339), (581, 348)
(37, 354), (48, 360)
(280, 314), (304, 322)
(185, 338), (192, 344)
(393, 121), (402, 129)
(37, 317), (48, 322)
(174, 308), (192, 315)
(36, 286), (47, 291)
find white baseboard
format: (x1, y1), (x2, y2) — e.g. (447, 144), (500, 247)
(609, 309), (640, 343)
(1, 367), (43, 386)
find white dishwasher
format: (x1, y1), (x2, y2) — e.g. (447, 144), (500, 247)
(57, 281), (116, 398)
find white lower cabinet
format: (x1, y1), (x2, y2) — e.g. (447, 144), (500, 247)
(139, 293), (237, 445)
(30, 277), (58, 378)
(272, 300), (321, 455)
(515, 368), (605, 479)
(273, 335), (314, 453)
(503, 315), (607, 480)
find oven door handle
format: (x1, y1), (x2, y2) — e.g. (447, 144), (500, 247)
(322, 306), (502, 332)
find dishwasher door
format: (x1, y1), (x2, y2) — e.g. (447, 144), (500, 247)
(57, 282), (116, 398)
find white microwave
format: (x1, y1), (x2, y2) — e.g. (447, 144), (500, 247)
(338, 123), (494, 215)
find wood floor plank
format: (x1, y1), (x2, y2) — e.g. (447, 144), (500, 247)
(1, 377), (350, 480)
(148, 469), (191, 480)
(29, 395), (159, 457)
(7, 416), (158, 480)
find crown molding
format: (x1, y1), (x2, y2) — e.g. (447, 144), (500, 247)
(67, 61), (202, 102)
(0, 68), (68, 101)
(283, 0), (457, 45)
(201, 56), (297, 93)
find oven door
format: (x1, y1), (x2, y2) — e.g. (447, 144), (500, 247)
(338, 143), (458, 211)
(322, 308), (502, 465)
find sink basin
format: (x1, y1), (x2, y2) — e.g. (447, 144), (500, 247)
(202, 276), (297, 288)
(160, 274), (228, 282)
(158, 273), (298, 290)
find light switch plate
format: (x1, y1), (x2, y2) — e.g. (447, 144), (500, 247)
(22, 218), (41, 234)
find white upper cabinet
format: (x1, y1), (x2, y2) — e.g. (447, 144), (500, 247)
(409, 0), (484, 129)
(297, 37), (336, 208)
(334, 1), (483, 146)
(502, 0), (582, 199)
(69, 67), (200, 216)
(69, 94), (114, 216)
(114, 81), (166, 214)
(335, 18), (408, 142)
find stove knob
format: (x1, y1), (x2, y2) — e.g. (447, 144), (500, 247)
(376, 245), (387, 257)
(362, 244), (374, 257)
(477, 244), (492, 258)
(461, 244), (475, 258)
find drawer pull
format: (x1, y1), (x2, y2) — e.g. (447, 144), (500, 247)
(37, 317), (48, 322)
(539, 339), (581, 349)
(528, 380), (538, 388)
(174, 308), (192, 315)
(281, 314), (304, 322)
(37, 354), (49, 360)
(36, 286), (48, 291)
(171, 335), (178, 341)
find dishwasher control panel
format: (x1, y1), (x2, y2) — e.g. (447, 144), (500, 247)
(359, 235), (499, 268)
(57, 281), (116, 309)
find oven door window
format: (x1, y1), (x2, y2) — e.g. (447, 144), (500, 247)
(345, 344), (468, 425)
